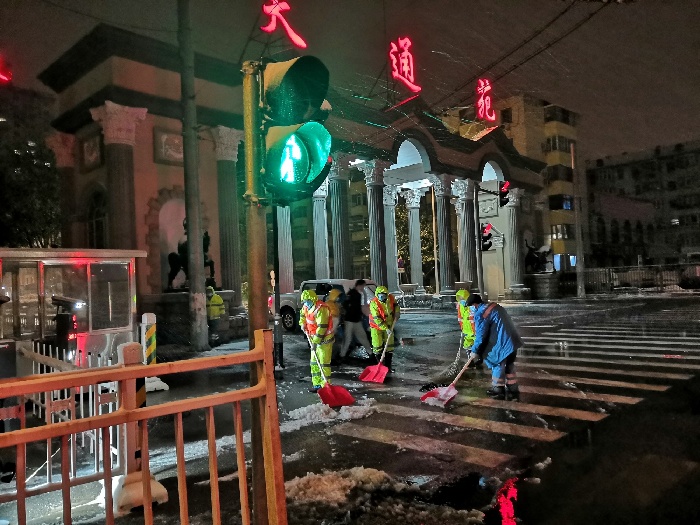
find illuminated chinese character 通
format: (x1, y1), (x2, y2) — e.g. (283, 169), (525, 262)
(389, 37), (421, 93)
(260, 0), (307, 49)
(476, 78), (496, 122)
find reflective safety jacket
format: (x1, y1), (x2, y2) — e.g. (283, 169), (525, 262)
(457, 302), (476, 346)
(369, 294), (399, 331)
(299, 301), (335, 345)
(206, 293), (225, 320)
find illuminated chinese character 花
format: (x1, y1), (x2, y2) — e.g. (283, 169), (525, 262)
(389, 37), (421, 93)
(260, 0), (307, 49)
(476, 78), (496, 122)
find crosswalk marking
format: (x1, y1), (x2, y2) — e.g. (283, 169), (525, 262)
(555, 329), (700, 341)
(518, 385), (642, 404)
(333, 422), (515, 468)
(515, 372), (670, 391)
(374, 403), (566, 442)
(520, 342), (700, 360)
(529, 334), (700, 348)
(518, 362), (693, 380)
(520, 355), (700, 370)
(466, 397), (608, 421)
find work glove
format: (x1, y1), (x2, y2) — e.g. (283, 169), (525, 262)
(470, 353), (482, 366)
(386, 329), (393, 337)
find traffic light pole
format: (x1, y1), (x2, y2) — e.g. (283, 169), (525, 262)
(242, 60), (270, 525)
(272, 206), (284, 370)
(473, 182), (485, 295)
(571, 143), (586, 298)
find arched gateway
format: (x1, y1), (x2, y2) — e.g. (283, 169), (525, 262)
(39, 24), (545, 312)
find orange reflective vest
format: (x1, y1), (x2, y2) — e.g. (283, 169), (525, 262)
(369, 295), (398, 330)
(300, 301), (334, 343)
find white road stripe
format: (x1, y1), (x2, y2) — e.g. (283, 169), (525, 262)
(518, 385), (642, 404)
(533, 333), (700, 347)
(520, 355), (700, 370)
(556, 328), (700, 340)
(465, 397), (608, 422)
(518, 362), (693, 380)
(516, 372), (669, 392)
(374, 403), (566, 441)
(333, 422), (515, 468)
(521, 341), (700, 359)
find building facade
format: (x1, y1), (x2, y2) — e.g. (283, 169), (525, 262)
(585, 141), (700, 264)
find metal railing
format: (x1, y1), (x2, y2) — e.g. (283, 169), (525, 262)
(0, 329), (287, 525)
(556, 263), (700, 295)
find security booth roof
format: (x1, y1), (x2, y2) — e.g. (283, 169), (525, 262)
(0, 249), (147, 262)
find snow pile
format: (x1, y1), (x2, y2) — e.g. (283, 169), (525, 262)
(285, 467), (484, 524)
(283, 451), (304, 463)
(284, 398), (376, 431)
(534, 457), (552, 471)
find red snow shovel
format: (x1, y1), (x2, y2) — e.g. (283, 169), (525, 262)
(307, 337), (355, 408)
(358, 321), (396, 384)
(420, 354), (476, 408)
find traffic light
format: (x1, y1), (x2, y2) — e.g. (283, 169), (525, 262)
(0, 56), (11, 85)
(262, 56), (333, 204)
(481, 223), (493, 251)
(498, 180), (510, 207)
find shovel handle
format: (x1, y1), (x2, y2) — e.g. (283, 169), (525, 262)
(377, 319), (397, 365)
(449, 354), (475, 387)
(306, 334), (331, 385)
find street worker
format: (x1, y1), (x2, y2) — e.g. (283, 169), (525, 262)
(324, 288), (344, 365)
(455, 289), (476, 362)
(299, 289), (335, 393)
(369, 285), (400, 373)
(468, 294), (522, 401)
(340, 280), (373, 361)
(206, 286), (225, 346)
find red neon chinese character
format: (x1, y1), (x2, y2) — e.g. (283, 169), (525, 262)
(389, 37), (421, 93)
(260, 1), (307, 49)
(476, 78), (496, 122)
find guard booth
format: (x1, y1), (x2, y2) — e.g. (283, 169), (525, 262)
(0, 249), (146, 378)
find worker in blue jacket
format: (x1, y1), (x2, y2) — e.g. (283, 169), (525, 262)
(468, 294), (523, 401)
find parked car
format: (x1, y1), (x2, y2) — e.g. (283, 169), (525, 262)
(271, 279), (377, 332)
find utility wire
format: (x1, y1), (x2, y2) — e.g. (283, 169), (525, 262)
(38, 0), (177, 33)
(430, 0), (580, 112)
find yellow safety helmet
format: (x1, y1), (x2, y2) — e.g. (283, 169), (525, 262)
(375, 286), (389, 296)
(455, 289), (470, 302)
(300, 289), (318, 303)
(327, 288), (341, 302)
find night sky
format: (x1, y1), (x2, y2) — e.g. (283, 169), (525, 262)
(1, 0), (698, 159)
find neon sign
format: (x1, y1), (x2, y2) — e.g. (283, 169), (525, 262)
(389, 37), (421, 93)
(496, 477), (518, 525)
(261, 1), (307, 49)
(476, 78), (496, 122)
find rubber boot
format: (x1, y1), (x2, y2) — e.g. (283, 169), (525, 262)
(486, 385), (506, 400)
(506, 385), (520, 402)
(384, 352), (395, 374)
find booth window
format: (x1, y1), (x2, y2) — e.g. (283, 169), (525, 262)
(90, 263), (130, 330)
(44, 264), (89, 334)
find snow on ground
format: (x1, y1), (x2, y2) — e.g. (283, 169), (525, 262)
(148, 398), (376, 474)
(284, 467), (485, 525)
(534, 457), (552, 470)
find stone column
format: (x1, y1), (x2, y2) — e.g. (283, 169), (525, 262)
(361, 160), (389, 286)
(46, 132), (76, 247)
(276, 206), (294, 293)
(506, 188), (530, 298)
(383, 185), (400, 293)
(212, 126), (244, 304)
(429, 174), (456, 294)
(90, 101), (147, 250)
(401, 187), (428, 294)
(312, 178), (330, 279)
(464, 179), (478, 288)
(328, 161), (352, 278)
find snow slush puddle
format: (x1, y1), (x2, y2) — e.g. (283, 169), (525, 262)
(284, 467), (485, 525)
